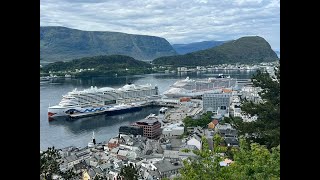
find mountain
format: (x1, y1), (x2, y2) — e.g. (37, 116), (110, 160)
(172, 40), (226, 54)
(274, 50), (280, 58)
(153, 36), (279, 66)
(40, 26), (177, 63)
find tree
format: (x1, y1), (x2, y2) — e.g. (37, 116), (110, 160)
(40, 147), (62, 180)
(119, 164), (139, 180)
(220, 139), (280, 179)
(234, 66), (280, 149)
(182, 112), (213, 128)
(178, 137), (225, 180)
(94, 174), (105, 180)
(40, 146), (79, 180)
(178, 137), (280, 180)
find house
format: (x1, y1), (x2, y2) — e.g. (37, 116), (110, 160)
(224, 137), (239, 147)
(162, 123), (184, 138)
(153, 160), (183, 179)
(82, 170), (90, 180)
(62, 154), (80, 170)
(106, 138), (120, 151)
(186, 135), (202, 150)
(215, 123), (237, 138)
(163, 150), (196, 160)
(98, 162), (114, 172)
(215, 123), (238, 147)
(73, 161), (87, 174)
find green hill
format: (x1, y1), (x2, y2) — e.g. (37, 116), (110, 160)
(41, 55), (152, 76)
(153, 36), (278, 66)
(40, 26), (177, 63)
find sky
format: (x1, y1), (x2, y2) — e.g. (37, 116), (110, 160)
(40, 0), (280, 51)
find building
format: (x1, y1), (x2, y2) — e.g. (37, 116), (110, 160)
(215, 123), (237, 138)
(133, 118), (161, 139)
(187, 135), (202, 150)
(105, 137), (121, 151)
(215, 123), (239, 147)
(162, 123), (184, 138)
(203, 93), (231, 114)
(153, 159), (183, 179)
(119, 125), (143, 136)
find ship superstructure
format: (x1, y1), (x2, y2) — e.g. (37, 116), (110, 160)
(48, 84), (158, 119)
(163, 76), (237, 98)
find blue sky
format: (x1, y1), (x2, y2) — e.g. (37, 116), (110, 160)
(40, 0), (280, 51)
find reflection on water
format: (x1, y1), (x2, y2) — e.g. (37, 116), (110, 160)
(49, 107), (160, 134)
(40, 71), (256, 150)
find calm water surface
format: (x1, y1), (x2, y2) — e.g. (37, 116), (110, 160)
(40, 70), (255, 150)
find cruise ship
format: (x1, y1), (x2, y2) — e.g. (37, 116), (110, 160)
(163, 76), (237, 98)
(48, 84), (159, 120)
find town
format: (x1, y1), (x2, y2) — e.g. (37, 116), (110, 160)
(40, 62), (278, 180)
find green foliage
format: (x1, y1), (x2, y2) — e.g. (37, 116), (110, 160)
(179, 137), (280, 180)
(94, 174), (105, 180)
(153, 36), (279, 66)
(181, 149), (191, 153)
(40, 147), (61, 179)
(119, 164), (139, 180)
(221, 140), (280, 179)
(233, 66), (280, 149)
(183, 112), (212, 128)
(41, 55), (155, 77)
(40, 26), (177, 62)
(40, 146), (79, 180)
(179, 137), (224, 180)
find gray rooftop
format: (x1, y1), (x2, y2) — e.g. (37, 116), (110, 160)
(99, 163), (113, 171)
(75, 149), (91, 158)
(224, 137), (239, 146)
(170, 139), (183, 148)
(65, 155), (78, 163)
(154, 160), (183, 173)
(73, 162), (87, 171)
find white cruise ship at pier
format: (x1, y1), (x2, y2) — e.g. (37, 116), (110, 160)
(48, 84), (159, 120)
(163, 76), (237, 98)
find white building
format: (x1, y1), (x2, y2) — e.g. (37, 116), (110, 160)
(162, 123), (184, 138)
(203, 93), (232, 114)
(186, 135), (202, 150)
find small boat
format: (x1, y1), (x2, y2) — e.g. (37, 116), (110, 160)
(88, 131), (96, 148)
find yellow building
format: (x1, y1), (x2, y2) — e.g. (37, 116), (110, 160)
(82, 170), (90, 180)
(208, 122), (215, 129)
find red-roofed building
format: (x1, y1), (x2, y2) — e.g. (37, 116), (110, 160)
(212, 119), (219, 125)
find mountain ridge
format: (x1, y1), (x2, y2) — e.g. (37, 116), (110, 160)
(172, 40), (226, 54)
(40, 26), (177, 63)
(153, 36), (279, 66)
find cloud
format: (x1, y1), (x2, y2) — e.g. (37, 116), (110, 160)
(40, 0), (280, 50)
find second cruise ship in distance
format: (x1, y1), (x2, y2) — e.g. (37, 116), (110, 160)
(163, 75), (237, 98)
(48, 83), (159, 120)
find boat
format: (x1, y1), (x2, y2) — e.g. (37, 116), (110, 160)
(159, 107), (168, 114)
(48, 84), (159, 120)
(88, 131), (96, 148)
(163, 76), (237, 98)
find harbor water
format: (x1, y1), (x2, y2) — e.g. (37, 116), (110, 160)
(40, 70), (256, 150)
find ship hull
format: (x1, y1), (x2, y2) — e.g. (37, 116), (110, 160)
(48, 105), (143, 120)
(69, 106), (142, 119)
